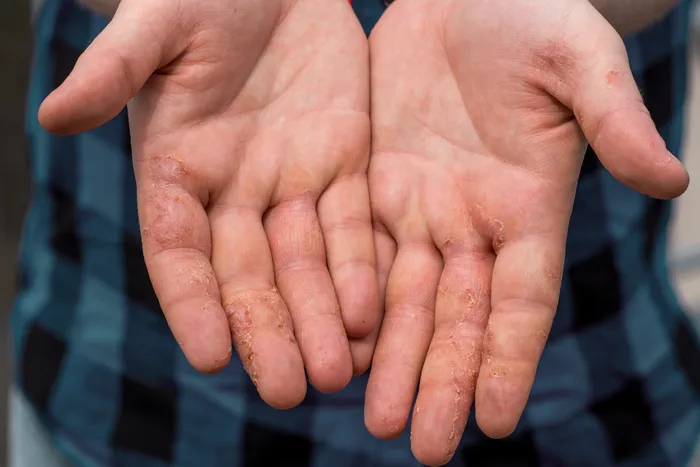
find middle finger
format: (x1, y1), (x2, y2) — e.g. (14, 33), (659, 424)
(410, 240), (494, 466)
(265, 195), (353, 393)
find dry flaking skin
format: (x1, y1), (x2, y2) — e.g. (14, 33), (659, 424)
(222, 287), (298, 386)
(224, 296), (257, 384)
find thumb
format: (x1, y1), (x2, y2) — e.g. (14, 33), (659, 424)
(38, 0), (182, 135)
(563, 15), (689, 199)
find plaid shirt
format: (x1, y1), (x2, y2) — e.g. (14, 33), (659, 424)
(11, 0), (700, 465)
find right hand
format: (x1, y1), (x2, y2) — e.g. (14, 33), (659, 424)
(39, 0), (378, 409)
(365, 0), (688, 464)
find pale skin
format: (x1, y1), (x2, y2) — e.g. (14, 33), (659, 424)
(365, 0), (688, 465)
(40, 0), (379, 408)
(42, 0), (688, 465)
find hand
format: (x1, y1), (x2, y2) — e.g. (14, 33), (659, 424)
(39, 0), (379, 409)
(364, 0), (689, 464)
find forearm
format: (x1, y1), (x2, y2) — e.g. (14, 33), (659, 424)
(80, 0), (679, 33)
(78, 0), (120, 18)
(589, 0), (680, 35)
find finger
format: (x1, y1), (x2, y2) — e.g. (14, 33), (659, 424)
(349, 327), (380, 377)
(137, 155), (232, 374)
(318, 174), (379, 338)
(475, 233), (564, 439)
(575, 56), (688, 199)
(410, 242), (494, 466)
(348, 224), (397, 375)
(38, 0), (181, 135)
(364, 243), (442, 439)
(552, 8), (688, 199)
(210, 204), (307, 409)
(265, 196), (353, 393)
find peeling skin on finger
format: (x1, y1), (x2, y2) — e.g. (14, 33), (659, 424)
(438, 265), (487, 317)
(448, 367), (461, 444)
(440, 237), (455, 252)
(484, 325), (494, 366)
(472, 203), (506, 253)
(141, 189), (208, 252)
(223, 297), (257, 385)
(258, 287), (298, 345)
(382, 403), (401, 435)
(211, 347), (233, 372)
(544, 260), (562, 281)
(147, 154), (189, 181)
(491, 219), (504, 252)
(438, 283), (479, 308)
(175, 262), (212, 288)
(223, 288), (298, 384)
(167, 261), (218, 304)
(490, 365), (509, 378)
(444, 338), (481, 455)
(654, 154), (675, 167)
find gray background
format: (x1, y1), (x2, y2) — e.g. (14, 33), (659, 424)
(0, 0), (32, 462)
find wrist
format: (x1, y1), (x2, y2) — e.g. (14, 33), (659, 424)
(588, 0), (681, 35)
(77, 0), (120, 18)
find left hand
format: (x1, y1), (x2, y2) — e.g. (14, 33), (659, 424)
(39, 0), (377, 408)
(364, 0), (689, 464)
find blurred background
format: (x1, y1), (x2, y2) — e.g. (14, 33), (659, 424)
(0, 0), (699, 465)
(0, 0), (32, 463)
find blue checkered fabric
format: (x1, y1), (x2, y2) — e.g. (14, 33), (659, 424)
(11, 0), (700, 465)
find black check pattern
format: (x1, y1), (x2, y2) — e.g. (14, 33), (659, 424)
(11, 0), (700, 465)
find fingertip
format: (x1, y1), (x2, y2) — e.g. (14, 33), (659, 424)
(341, 274), (380, 338)
(411, 445), (456, 467)
(364, 377), (411, 439)
(38, 90), (77, 136)
(331, 253), (381, 339)
(295, 314), (354, 393)
(619, 162), (689, 200)
(409, 385), (470, 466)
(647, 156), (690, 200)
(170, 300), (233, 375)
(309, 372), (352, 394)
(343, 308), (379, 341)
(37, 73), (123, 135)
(349, 337), (376, 376)
(246, 328), (309, 409)
(475, 414), (517, 440)
(589, 106), (690, 200)
(411, 437), (457, 466)
(257, 374), (307, 410)
(182, 342), (233, 375)
(38, 94), (58, 134)
(364, 404), (408, 440)
(169, 302), (234, 375)
(306, 346), (353, 394)
(474, 377), (522, 440)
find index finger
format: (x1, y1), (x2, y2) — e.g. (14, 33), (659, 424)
(137, 154), (232, 373)
(475, 233), (565, 438)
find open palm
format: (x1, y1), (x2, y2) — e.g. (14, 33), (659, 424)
(39, 0), (378, 409)
(365, 0), (689, 464)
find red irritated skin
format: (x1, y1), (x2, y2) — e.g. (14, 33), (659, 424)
(364, 0), (688, 465)
(39, 0), (378, 408)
